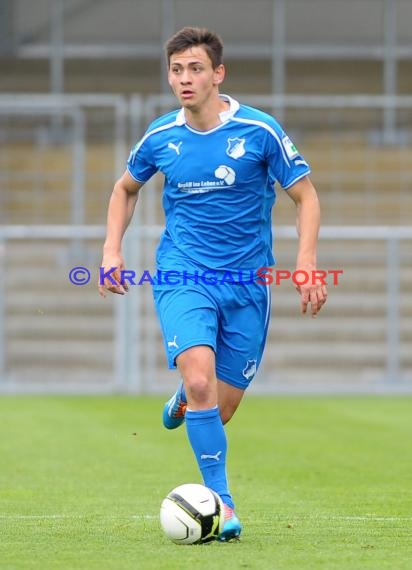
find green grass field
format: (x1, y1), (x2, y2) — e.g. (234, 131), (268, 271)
(1, 395), (411, 569)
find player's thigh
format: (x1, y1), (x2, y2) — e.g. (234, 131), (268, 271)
(153, 283), (219, 369)
(216, 282), (271, 390)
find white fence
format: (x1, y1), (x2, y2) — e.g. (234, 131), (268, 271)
(1, 92), (411, 393)
(0, 93), (130, 225)
(0, 225), (411, 394)
(2, 93), (412, 229)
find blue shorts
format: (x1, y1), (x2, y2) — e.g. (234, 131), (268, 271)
(152, 277), (271, 391)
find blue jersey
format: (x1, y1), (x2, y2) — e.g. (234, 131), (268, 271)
(127, 95), (310, 272)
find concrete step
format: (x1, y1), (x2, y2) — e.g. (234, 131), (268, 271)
(7, 339), (112, 364)
(270, 319), (412, 339)
(267, 341), (411, 362)
(5, 292), (111, 312)
(6, 315), (114, 340)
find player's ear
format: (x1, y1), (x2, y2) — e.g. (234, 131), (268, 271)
(213, 64), (225, 86)
(167, 64), (175, 87)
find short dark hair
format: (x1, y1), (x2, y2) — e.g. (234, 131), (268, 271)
(165, 27), (223, 69)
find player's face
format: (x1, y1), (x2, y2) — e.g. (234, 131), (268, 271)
(168, 46), (225, 111)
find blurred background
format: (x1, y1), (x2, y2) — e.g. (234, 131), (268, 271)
(0, 0), (411, 394)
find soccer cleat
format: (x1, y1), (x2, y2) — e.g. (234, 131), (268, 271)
(218, 504), (242, 542)
(162, 382), (187, 430)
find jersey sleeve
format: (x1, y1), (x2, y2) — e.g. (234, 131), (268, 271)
(127, 131), (158, 183)
(264, 119), (311, 190)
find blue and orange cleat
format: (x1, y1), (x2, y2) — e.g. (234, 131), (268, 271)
(162, 382), (187, 430)
(218, 504), (242, 542)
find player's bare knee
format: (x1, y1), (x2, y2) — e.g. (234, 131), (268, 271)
(184, 375), (215, 407)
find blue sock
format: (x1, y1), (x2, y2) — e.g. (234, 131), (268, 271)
(185, 407), (234, 509)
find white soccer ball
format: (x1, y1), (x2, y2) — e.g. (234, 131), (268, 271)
(160, 483), (224, 545)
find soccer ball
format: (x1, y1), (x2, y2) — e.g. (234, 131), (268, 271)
(160, 483), (224, 545)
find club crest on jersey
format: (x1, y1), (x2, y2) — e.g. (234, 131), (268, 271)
(226, 137), (246, 159)
(242, 359), (257, 381)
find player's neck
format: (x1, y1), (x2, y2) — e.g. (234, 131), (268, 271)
(184, 95), (229, 131)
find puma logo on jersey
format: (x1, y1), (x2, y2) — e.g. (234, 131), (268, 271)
(167, 335), (179, 349)
(200, 451), (222, 462)
(168, 141), (183, 155)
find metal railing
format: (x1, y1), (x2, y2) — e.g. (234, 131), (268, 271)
(0, 225), (411, 394)
(1, 92), (412, 226)
(0, 93), (131, 225)
(132, 92), (412, 143)
(1, 91), (411, 392)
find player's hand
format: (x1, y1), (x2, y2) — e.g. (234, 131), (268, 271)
(295, 267), (327, 318)
(98, 252), (129, 297)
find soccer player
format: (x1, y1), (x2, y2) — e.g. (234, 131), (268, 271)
(99, 27), (327, 541)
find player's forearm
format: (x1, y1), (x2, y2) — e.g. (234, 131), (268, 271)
(103, 182), (138, 254)
(295, 190), (320, 268)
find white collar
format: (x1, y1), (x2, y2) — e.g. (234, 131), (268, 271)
(175, 94), (240, 126)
